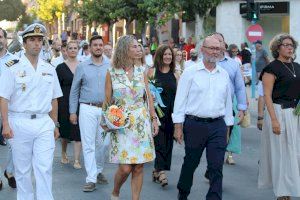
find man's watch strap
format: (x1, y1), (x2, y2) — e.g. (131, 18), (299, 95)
(54, 122), (60, 128)
(257, 116), (264, 120)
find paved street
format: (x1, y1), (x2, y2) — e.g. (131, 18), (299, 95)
(0, 97), (298, 200)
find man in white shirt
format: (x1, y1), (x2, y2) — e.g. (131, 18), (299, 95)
(173, 36), (234, 200)
(0, 27), (17, 190)
(144, 45), (153, 67)
(184, 48), (200, 69)
(0, 23), (62, 200)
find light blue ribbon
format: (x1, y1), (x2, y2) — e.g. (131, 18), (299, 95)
(149, 83), (166, 107)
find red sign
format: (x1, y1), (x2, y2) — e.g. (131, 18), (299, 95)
(246, 24), (264, 43)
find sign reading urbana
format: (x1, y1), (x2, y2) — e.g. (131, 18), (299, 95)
(240, 2), (289, 14)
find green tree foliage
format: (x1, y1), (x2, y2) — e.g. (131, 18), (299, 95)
(0, 0), (25, 21)
(73, 0), (117, 26)
(30, 0), (64, 23)
(179, 0), (222, 17)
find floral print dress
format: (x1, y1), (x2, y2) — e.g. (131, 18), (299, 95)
(108, 67), (155, 164)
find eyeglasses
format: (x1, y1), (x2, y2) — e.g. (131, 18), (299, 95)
(281, 43), (295, 49)
(203, 46), (222, 52)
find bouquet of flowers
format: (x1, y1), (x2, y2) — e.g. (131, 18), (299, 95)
(103, 101), (130, 130)
(148, 76), (166, 118)
(294, 100), (300, 116)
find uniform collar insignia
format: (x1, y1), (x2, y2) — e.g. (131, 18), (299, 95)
(5, 59), (19, 67)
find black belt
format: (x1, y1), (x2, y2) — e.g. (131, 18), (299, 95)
(186, 115), (223, 123)
(82, 102), (103, 108)
(275, 101), (298, 109)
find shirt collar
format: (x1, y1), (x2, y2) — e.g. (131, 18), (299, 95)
(219, 55), (229, 62)
(196, 60), (221, 73)
(87, 56), (110, 66)
(0, 50), (10, 59)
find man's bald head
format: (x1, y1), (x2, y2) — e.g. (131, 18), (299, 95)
(201, 36), (222, 63)
(202, 36), (220, 47)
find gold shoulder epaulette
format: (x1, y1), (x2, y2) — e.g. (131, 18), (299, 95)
(5, 59), (19, 67)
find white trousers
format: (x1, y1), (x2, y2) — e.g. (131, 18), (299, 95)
(0, 144), (14, 180)
(79, 103), (109, 183)
(0, 117), (14, 180)
(8, 114), (55, 200)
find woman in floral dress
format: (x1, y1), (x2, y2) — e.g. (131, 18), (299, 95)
(103, 35), (158, 200)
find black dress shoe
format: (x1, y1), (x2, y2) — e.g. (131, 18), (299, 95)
(177, 192), (188, 200)
(204, 170), (210, 181)
(0, 140), (7, 146)
(0, 180), (3, 191)
(4, 170), (16, 188)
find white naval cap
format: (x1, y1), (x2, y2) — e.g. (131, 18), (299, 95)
(20, 23), (47, 39)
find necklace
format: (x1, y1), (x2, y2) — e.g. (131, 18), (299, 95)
(123, 66), (132, 75)
(280, 60), (296, 78)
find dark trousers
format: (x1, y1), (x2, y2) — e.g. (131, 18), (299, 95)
(177, 117), (227, 200)
(154, 119), (174, 171)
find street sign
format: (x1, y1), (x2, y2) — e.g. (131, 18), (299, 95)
(240, 2), (289, 15)
(246, 24), (264, 43)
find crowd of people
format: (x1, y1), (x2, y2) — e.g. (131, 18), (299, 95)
(0, 22), (299, 200)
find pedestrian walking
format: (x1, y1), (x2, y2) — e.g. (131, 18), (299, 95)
(69, 35), (110, 192)
(0, 23), (63, 200)
(173, 36), (233, 200)
(56, 40), (82, 169)
(103, 35), (158, 200)
(209, 32), (247, 165)
(0, 27), (17, 190)
(255, 40), (270, 81)
(175, 49), (185, 75)
(258, 33), (300, 200)
(135, 43), (146, 71)
(148, 44), (179, 187)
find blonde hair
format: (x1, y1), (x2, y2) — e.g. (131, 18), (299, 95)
(112, 35), (136, 68)
(137, 43), (146, 66)
(67, 40), (79, 49)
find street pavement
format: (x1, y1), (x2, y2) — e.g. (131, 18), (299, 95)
(0, 95), (299, 200)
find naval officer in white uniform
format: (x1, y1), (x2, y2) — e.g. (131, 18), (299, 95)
(0, 23), (63, 200)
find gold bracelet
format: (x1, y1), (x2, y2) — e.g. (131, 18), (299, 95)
(150, 116), (157, 121)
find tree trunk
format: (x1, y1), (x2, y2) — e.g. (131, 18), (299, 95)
(195, 13), (204, 52)
(141, 24), (147, 45)
(125, 19), (132, 35)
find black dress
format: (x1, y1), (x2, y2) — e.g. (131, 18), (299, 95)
(153, 68), (177, 171)
(56, 62), (81, 141)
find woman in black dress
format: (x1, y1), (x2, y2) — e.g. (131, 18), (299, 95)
(148, 45), (179, 187)
(56, 40), (82, 169)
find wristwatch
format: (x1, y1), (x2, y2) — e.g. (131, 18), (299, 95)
(257, 116), (264, 120)
(54, 121), (60, 128)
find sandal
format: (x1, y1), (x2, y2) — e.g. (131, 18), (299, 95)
(152, 170), (159, 183)
(61, 153), (69, 164)
(158, 171), (168, 187)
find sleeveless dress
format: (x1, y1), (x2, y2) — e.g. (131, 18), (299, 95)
(56, 62), (81, 141)
(108, 67), (156, 164)
(153, 69), (177, 171)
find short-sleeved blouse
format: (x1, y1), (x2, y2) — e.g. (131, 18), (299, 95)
(260, 59), (300, 104)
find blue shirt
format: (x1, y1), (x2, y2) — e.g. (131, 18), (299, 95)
(218, 56), (247, 111)
(69, 56), (111, 114)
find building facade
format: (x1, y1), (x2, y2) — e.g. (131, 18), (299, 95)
(216, 0), (300, 62)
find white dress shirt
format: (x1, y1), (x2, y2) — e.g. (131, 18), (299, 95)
(145, 54), (153, 67)
(51, 53), (64, 68)
(172, 60), (234, 126)
(0, 54), (63, 114)
(184, 59), (200, 69)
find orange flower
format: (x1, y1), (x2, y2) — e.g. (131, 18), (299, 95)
(130, 157), (138, 164)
